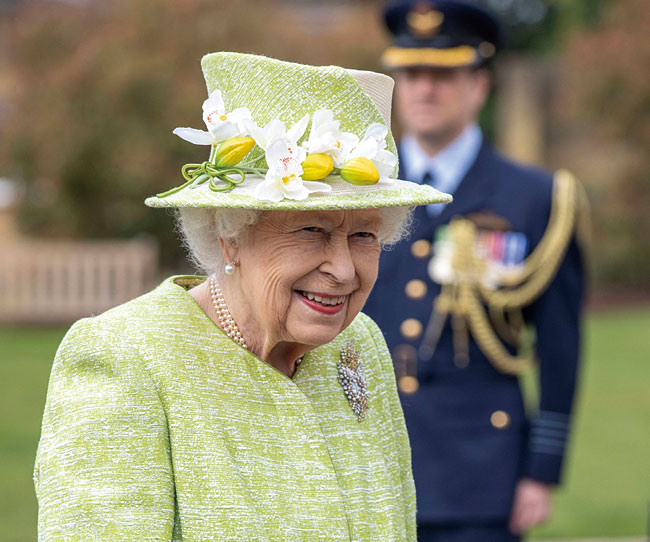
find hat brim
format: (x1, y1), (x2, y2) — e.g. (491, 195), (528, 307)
(381, 45), (483, 69)
(145, 175), (452, 210)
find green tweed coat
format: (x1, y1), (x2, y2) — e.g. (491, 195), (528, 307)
(35, 276), (416, 541)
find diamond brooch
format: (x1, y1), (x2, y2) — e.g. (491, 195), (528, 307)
(338, 340), (369, 422)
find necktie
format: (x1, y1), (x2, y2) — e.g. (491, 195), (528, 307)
(422, 170), (444, 216)
(422, 170), (435, 188)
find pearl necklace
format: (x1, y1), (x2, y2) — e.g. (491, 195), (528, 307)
(209, 275), (247, 349)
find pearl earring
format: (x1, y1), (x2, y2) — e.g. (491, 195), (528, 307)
(224, 260), (237, 275)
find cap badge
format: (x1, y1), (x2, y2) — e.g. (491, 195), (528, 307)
(407, 3), (444, 39)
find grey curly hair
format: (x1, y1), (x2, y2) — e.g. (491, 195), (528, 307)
(176, 207), (413, 276)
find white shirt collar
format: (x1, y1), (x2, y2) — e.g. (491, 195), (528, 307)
(400, 124), (483, 197)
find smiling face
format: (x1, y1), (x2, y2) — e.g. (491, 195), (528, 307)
(395, 66), (490, 149)
(226, 209), (382, 355)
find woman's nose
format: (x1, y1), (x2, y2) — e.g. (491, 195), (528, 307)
(320, 238), (356, 282)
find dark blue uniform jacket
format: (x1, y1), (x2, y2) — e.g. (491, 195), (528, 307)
(364, 142), (584, 523)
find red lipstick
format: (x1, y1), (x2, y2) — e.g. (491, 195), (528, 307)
(296, 291), (347, 315)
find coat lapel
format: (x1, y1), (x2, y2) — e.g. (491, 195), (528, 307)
(398, 141), (496, 230)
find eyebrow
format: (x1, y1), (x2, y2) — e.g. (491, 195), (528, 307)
(355, 216), (382, 230)
(284, 212), (339, 228)
(288, 212), (382, 230)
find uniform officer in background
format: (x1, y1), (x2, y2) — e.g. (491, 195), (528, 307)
(364, 1), (589, 540)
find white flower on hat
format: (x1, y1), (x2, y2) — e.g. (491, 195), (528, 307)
(173, 89), (251, 145)
(349, 123), (398, 181)
(255, 138), (331, 202)
(302, 109), (360, 168)
(244, 115), (310, 151)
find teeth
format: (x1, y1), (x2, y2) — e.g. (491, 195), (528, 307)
(301, 291), (346, 306)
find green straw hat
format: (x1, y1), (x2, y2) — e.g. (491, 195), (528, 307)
(145, 52), (452, 211)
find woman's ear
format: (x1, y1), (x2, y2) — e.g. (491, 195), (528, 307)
(217, 237), (240, 265)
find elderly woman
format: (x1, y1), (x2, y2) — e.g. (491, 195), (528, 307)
(34, 53), (450, 541)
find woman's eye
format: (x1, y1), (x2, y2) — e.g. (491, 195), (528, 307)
(302, 227), (322, 233)
(352, 232), (375, 239)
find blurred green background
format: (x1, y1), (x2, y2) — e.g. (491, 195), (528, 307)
(1, 0), (649, 540)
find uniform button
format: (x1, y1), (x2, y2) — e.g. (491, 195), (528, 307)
(490, 410), (510, 429)
(405, 279), (428, 299)
(410, 239), (431, 259)
(398, 375), (419, 395)
(400, 318), (423, 340)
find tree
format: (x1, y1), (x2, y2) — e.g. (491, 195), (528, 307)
(550, 0), (650, 285)
(1, 0), (387, 269)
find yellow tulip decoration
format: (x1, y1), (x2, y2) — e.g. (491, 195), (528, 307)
(214, 137), (256, 167)
(158, 136), (265, 197)
(340, 157), (380, 186)
(301, 153), (334, 181)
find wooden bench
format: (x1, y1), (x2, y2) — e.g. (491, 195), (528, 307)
(0, 238), (159, 323)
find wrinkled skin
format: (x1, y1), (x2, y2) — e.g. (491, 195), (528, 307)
(191, 209), (383, 377)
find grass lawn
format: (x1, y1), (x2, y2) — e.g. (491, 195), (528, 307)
(0, 326), (69, 542)
(1, 308), (649, 541)
(530, 307), (650, 539)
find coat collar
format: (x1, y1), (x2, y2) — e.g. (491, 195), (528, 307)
(399, 140), (498, 232)
(435, 140), (494, 224)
